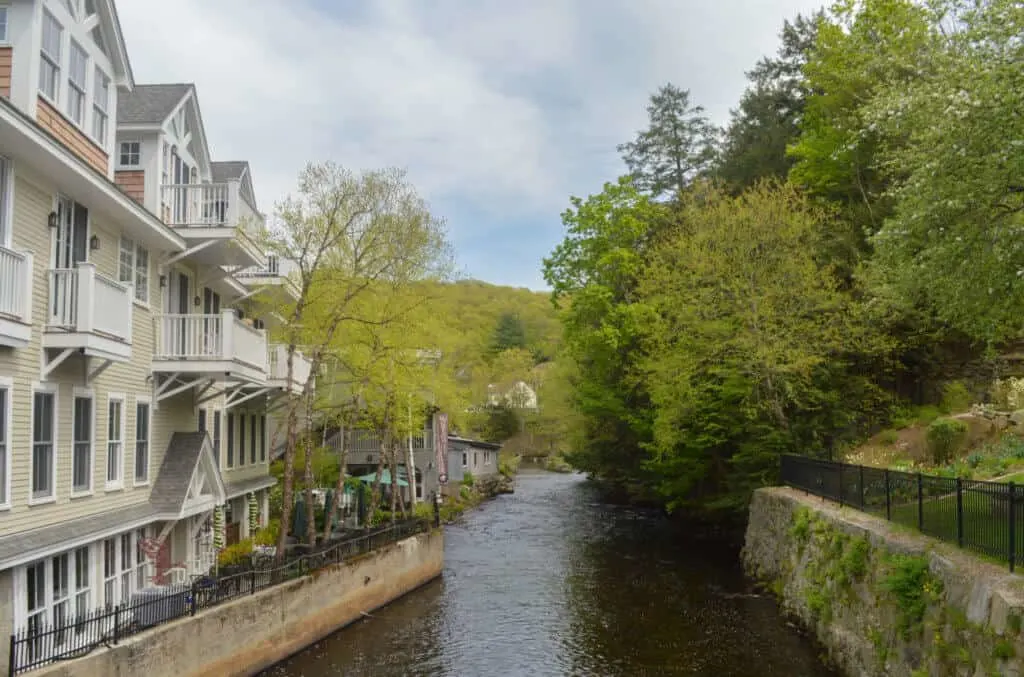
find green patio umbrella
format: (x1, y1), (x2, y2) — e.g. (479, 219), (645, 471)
(292, 496), (308, 538)
(323, 489), (335, 533)
(356, 469), (409, 487)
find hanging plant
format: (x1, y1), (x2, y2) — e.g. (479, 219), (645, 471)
(248, 493), (259, 538)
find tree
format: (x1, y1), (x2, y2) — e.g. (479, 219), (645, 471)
(542, 177), (667, 485)
(264, 162), (452, 557)
(635, 183), (887, 517)
(617, 83), (718, 200)
(715, 13), (820, 191)
(866, 0), (1024, 343)
(490, 312), (527, 353)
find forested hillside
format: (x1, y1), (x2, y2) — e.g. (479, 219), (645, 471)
(544, 0), (1023, 523)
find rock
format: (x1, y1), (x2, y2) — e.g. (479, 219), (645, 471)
(1010, 410), (1024, 427)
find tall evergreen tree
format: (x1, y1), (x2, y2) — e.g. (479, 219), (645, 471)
(617, 83), (718, 200)
(491, 312), (527, 353)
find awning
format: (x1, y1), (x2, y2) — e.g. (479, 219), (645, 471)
(356, 469), (409, 487)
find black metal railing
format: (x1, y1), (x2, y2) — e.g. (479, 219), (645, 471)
(8, 518), (430, 675)
(781, 455), (1024, 572)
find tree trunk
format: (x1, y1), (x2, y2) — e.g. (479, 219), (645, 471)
(406, 399), (418, 507)
(370, 406), (390, 524)
(323, 425), (347, 541)
(388, 439), (399, 521)
(303, 378), (318, 547)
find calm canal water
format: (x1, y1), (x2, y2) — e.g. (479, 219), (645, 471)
(263, 469), (837, 677)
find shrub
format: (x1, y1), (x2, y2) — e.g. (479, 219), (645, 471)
(940, 381), (972, 414)
(877, 429), (900, 445)
(218, 539), (253, 568)
(413, 502), (434, 521)
(462, 471), (475, 488)
(254, 520), (279, 547)
(882, 554), (942, 638)
(926, 418), (968, 464)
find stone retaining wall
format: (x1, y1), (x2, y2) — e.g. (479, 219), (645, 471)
(28, 529), (444, 677)
(743, 488), (1024, 676)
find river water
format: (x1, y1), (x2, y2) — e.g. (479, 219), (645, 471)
(264, 469), (837, 677)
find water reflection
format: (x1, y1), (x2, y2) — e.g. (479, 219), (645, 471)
(263, 470), (835, 677)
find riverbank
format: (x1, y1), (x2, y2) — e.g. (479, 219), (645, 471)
(744, 487), (1024, 676)
(438, 472), (514, 523)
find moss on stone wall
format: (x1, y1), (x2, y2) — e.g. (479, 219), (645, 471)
(744, 488), (1024, 677)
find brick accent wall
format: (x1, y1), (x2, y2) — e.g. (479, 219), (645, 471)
(115, 170), (146, 204)
(0, 47), (11, 98)
(36, 96), (109, 175)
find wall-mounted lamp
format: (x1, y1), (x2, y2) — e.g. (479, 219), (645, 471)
(159, 274), (167, 288)
(47, 211), (59, 229)
(89, 235), (100, 251)
(193, 295), (201, 307)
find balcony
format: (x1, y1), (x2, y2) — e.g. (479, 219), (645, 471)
(234, 255), (300, 301)
(153, 310), (268, 383)
(159, 182), (264, 268)
(0, 245), (33, 348)
(43, 263), (133, 362)
(268, 344), (313, 395)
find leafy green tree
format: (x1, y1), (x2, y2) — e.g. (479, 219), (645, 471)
(543, 177), (667, 484)
(617, 83), (718, 200)
(715, 13), (820, 192)
(491, 312), (527, 353)
(866, 0), (1024, 343)
(636, 183), (887, 517)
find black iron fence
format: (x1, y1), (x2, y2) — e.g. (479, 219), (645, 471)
(8, 518), (430, 675)
(780, 455), (1024, 572)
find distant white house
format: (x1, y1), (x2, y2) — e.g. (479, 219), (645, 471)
(487, 381), (538, 411)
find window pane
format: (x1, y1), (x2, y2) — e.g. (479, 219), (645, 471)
(73, 397), (92, 492)
(32, 393), (54, 498)
(135, 403), (149, 482)
(134, 246), (148, 302)
(0, 388), (6, 504)
(118, 238), (133, 284)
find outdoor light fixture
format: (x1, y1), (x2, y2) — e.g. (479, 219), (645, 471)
(89, 235), (100, 251)
(47, 211), (59, 229)
(159, 274), (167, 288)
(194, 295), (201, 307)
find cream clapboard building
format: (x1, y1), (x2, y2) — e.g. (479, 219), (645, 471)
(0, 0), (310, 651)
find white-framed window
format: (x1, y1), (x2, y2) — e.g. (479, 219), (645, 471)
(134, 399), (150, 484)
(134, 528), (149, 589)
(461, 451), (468, 468)
(31, 386), (57, 502)
(105, 395), (124, 488)
(118, 141), (140, 167)
(119, 533), (132, 602)
(0, 155), (13, 248)
(100, 533), (142, 609)
(67, 40), (87, 125)
(117, 236), (148, 303)
(18, 548), (90, 654)
(39, 10), (62, 102)
(0, 377), (11, 508)
(73, 547), (90, 630)
(71, 392), (93, 494)
(0, 7), (9, 44)
(102, 538), (116, 608)
(238, 413), (246, 466)
(91, 67), (109, 145)
(260, 414), (267, 462)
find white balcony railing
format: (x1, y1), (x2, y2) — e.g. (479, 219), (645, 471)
(0, 246), (32, 322)
(155, 310), (268, 371)
(269, 344), (312, 387)
(160, 181), (263, 238)
(48, 264), (133, 341)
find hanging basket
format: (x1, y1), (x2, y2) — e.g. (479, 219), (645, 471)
(248, 493), (259, 538)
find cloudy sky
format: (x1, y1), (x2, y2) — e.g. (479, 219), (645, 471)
(117, 0), (824, 290)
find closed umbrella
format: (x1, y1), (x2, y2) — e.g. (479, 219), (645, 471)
(323, 489), (335, 534)
(292, 497), (308, 538)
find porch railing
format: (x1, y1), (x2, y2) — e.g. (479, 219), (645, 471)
(268, 344), (312, 387)
(155, 310), (268, 371)
(47, 264), (133, 341)
(160, 181), (263, 240)
(0, 246), (32, 322)
(7, 519), (430, 675)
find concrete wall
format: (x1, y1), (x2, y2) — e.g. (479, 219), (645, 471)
(28, 529), (444, 677)
(743, 488), (1024, 677)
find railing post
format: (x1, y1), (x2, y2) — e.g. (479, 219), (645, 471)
(227, 180), (241, 228)
(956, 477), (964, 548)
(221, 309), (235, 359)
(76, 263), (95, 333)
(838, 462), (844, 507)
(1010, 482), (1017, 573)
(858, 464), (866, 508)
(21, 250), (34, 325)
(884, 469), (891, 521)
(113, 603), (121, 644)
(251, 570), (257, 595)
(917, 473), (924, 532)
(8, 632), (16, 677)
(190, 582), (197, 616)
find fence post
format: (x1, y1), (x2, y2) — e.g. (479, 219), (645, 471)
(838, 463), (844, 507)
(8, 633), (16, 677)
(1010, 482), (1017, 573)
(113, 604), (122, 644)
(251, 569), (257, 595)
(432, 492), (441, 528)
(858, 464), (866, 508)
(956, 477), (964, 548)
(190, 583), (197, 616)
(884, 469), (891, 521)
(917, 473), (924, 532)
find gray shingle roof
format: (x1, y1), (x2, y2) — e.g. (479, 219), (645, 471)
(225, 475), (277, 499)
(149, 431), (207, 514)
(117, 83), (192, 124)
(0, 502), (156, 568)
(210, 161), (247, 182)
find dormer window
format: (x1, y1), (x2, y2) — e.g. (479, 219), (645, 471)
(39, 10), (62, 102)
(67, 41), (88, 125)
(119, 142), (140, 167)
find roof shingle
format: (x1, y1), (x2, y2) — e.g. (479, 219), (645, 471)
(117, 83), (192, 124)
